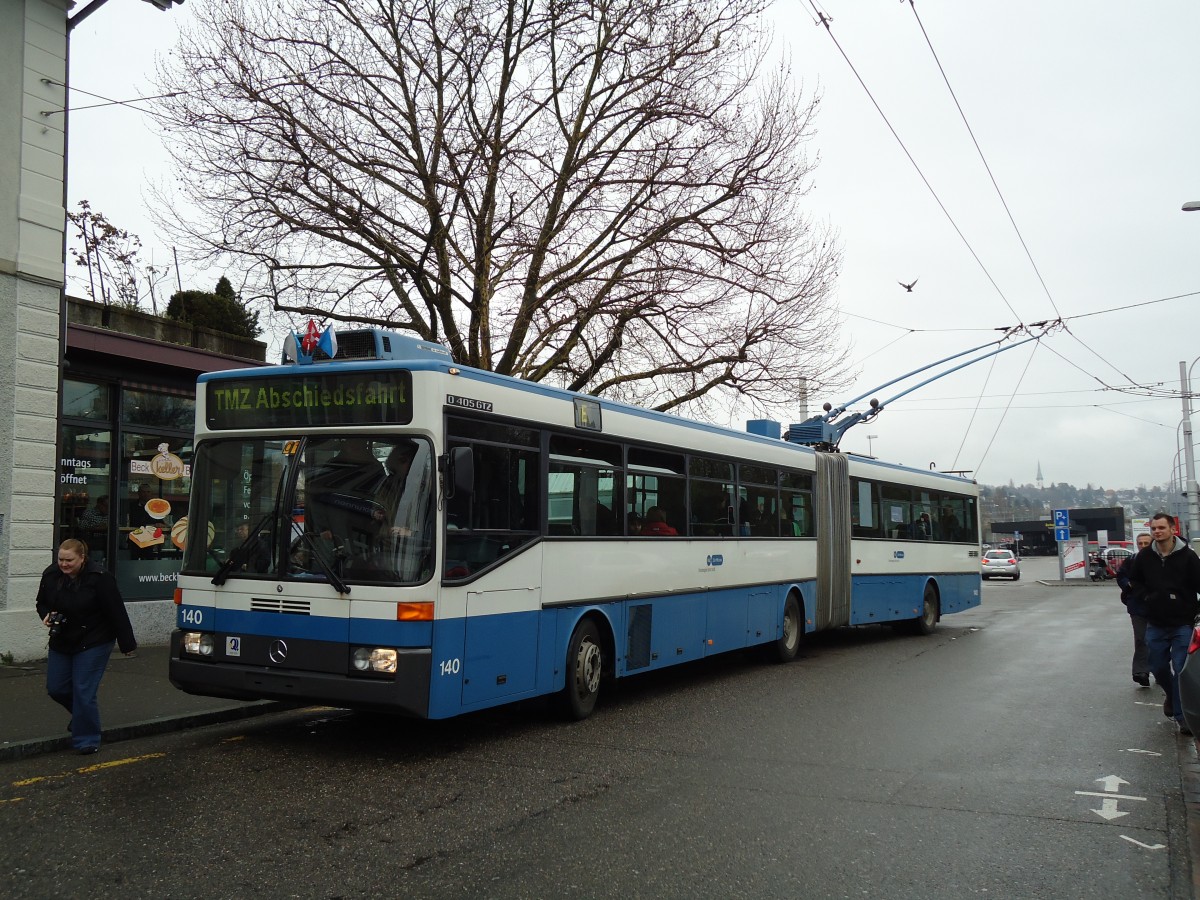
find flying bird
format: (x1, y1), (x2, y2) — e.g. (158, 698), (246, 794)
(899, 278), (918, 292)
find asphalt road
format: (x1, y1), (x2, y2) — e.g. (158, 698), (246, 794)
(1, 557), (1191, 899)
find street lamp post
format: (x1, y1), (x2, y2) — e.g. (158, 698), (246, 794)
(1179, 203), (1200, 539)
(1182, 360), (1200, 541)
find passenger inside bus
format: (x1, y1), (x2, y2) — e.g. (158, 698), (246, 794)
(641, 506), (678, 536)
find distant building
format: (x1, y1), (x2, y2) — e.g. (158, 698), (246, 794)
(991, 507), (1126, 554)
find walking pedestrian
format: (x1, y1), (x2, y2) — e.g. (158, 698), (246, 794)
(35, 539), (137, 754)
(1128, 513), (1200, 736)
(1116, 532), (1153, 686)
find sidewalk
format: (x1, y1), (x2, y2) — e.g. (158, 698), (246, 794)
(0, 644), (292, 761)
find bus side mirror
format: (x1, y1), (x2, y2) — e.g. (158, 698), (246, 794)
(447, 446), (474, 499)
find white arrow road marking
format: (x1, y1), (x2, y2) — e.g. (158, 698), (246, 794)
(1122, 749), (1163, 756)
(1075, 791), (1148, 801)
(1076, 777), (1147, 820)
(1120, 836), (1166, 851)
(1089, 798), (1130, 820)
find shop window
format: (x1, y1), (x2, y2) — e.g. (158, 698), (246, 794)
(121, 388), (195, 430)
(58, 426), (112, 563)
(62, 380), (110, 420)
(118, 431), (193, 601)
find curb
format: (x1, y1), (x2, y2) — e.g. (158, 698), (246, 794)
(1183, 737), (1200, 899)
(1035, 580), (1114, 588)
(0, 701), (297, 763)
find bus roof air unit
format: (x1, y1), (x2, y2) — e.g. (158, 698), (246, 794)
(285, 328), (453, 364)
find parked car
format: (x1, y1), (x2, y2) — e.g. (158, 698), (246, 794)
(981, 549), (1020, 580)
(1089, 547), (1134, 581)
(1177, 628), (1200, 736)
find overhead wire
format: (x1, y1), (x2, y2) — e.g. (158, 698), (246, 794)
(804, 2), (1026, 323)
(950, 352), (998, 471)
(39, 79), (183, 118)
(973, 340), (1040, 478)
(802, 3), (1195, 476)
(903, 0), (1062, 322)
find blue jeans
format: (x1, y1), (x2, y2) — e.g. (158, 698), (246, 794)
(1146, 624), (1192, 721)
(46, 642), (114, 750)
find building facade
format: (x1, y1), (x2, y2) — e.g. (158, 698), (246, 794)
(1, 1), (265, 661)
(0, 0), (69, 662)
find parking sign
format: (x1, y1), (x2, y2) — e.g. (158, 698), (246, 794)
(1053, 509), (1069, 528)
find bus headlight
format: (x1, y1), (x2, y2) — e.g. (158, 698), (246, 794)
(352, 647), (398, 674)
(182, 632), (215, 657)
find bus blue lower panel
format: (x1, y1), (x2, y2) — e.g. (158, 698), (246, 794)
(848, 572), (980, 625)
(176, 573), (978, 719)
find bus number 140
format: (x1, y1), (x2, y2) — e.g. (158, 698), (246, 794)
(439, 658), (461, 676)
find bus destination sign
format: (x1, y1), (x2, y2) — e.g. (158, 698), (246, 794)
(206, 371), (413, 430)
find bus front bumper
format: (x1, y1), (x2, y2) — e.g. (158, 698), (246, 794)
(169, 630), (431, 717)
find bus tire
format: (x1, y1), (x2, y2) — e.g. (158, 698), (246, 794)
(559, 618), (604, 721)
(908, 583), (939, 636)
(773, 593), (802, 662)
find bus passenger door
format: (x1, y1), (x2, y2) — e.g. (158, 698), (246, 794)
(462, 588), (540, 706)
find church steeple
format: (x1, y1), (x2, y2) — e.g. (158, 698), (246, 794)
(1036, 460), (1044, 490)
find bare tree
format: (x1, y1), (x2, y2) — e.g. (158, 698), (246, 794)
(154, 0), (845, 413)
(67, 201), (176, 313)
(68, 201), (145, 309)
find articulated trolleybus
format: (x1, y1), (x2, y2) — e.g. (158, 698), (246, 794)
(170, 328), (982, 720)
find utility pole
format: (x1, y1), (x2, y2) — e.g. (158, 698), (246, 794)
(1181, 360), (1200, 540)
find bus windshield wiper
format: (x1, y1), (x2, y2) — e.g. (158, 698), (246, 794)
(210, 508), (276, 586)
(212, 456), (292, 586)
(292, 529), (351, 595)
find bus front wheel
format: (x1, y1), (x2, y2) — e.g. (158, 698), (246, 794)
(560, 618), (603, 720)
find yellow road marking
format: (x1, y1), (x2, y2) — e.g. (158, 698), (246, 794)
(0, 797), (25, 805)
(77, 752), (167, 774)
(10, 752), (167, 788)
(220, 735), (246, 743)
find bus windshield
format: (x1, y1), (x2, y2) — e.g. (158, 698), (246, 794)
(182, 435), (435, 585)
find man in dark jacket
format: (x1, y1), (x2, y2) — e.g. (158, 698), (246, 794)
(1116, 532), (1154, 686)
(1128, 513), (1200, 735)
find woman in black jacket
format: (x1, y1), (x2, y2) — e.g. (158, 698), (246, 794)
(35, 539), (137, 754)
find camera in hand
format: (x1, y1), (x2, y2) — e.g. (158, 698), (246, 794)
(47, 612), (68, 637)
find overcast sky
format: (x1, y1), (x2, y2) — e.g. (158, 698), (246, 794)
(64, 1), (1200, 492)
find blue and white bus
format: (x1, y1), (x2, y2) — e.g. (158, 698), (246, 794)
(169, 329), (982, 719)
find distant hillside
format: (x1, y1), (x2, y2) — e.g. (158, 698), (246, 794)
(979, 481), (1173, 534)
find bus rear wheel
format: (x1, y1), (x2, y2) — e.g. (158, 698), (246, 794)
(908, 584), (939, 636)
(559, 618), (603, 720)
(772, 594), (802, 662)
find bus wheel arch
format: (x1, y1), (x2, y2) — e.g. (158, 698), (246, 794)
(772, 589), (804, 662)
(909, 580), (940, 635)
(558, 612), (612, 721)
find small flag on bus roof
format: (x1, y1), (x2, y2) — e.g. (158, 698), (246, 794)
(317, 325), (338, 359)
(283, 319), (338, 365)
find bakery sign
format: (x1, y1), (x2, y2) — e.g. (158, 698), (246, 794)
(130, 443), (189, 481)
